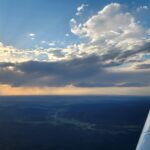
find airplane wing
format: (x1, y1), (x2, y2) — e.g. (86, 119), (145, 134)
(136, 111), (150, 150)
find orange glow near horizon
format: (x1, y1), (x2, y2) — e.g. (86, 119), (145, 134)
(0, 84), (149, 96)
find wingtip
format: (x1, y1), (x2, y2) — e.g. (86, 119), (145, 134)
(136, 110), (150, 150)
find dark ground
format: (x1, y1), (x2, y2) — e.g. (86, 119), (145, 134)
(0, 96), (149, 150)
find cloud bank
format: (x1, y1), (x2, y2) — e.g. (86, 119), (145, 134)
(0, 3), (150, 92)
(0, 54), (150, 88)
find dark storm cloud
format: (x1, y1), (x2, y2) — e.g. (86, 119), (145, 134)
(17, 55), (102, 78)
(0, 55), (103, 87)
(0, 53), (150, 87)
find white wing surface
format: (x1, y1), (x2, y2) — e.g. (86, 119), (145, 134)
(136, 111), (150, 150)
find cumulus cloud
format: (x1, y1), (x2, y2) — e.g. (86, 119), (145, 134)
(71, 3), (147, 44)
(1, 3), (149, 65)
(0, 3), (150, 89)
(69, 3), (150, 70)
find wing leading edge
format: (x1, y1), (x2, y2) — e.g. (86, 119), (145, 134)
(136, 111), (150, 150)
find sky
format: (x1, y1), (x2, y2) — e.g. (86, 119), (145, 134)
(0, 0), (150, 95)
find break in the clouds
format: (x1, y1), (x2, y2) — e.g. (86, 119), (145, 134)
(0, 2), (150, 92)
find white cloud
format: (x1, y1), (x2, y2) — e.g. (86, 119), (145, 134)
(48, 41), (56, 46)
(72, 3), (143, 40)
(136, 5), (148, 12)
(69, 3), (150, 71)
(28, 33), (35, 37)
(65, 33), (70, 37)
(71, 3), (149, 51)
(76, 4), (88, 16)
(41, 40), (46, 44)
(28, 33), (36, 40)
(0, 42), (66, 62)
(31, 37), (35, 40)
(70, 18), (84, 36)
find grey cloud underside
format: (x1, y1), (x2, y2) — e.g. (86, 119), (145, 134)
(0, 55), (102, 87)
(136, 64), (150, 69)
(0, 52), (150, 87)
(101, 41), (150, 66)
